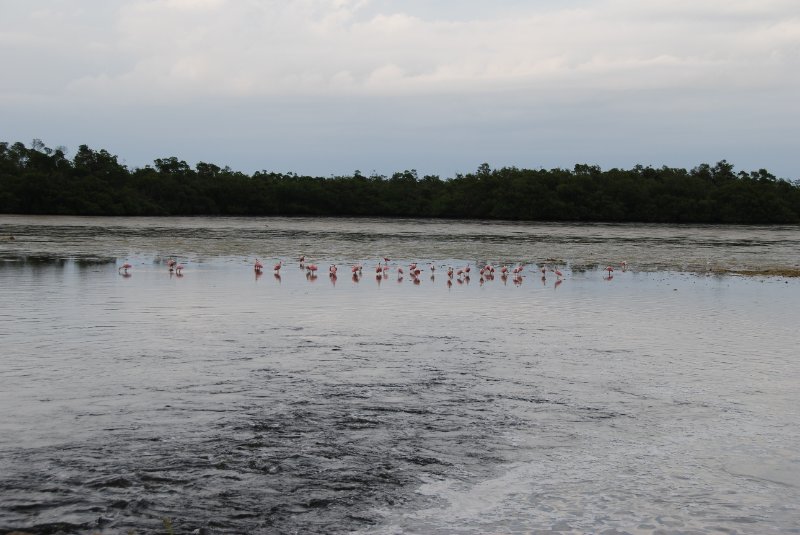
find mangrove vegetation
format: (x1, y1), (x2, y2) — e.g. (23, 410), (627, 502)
(1, 140), (798, 223)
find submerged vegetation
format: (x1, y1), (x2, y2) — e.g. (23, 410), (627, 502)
(1, 139), (799, 223)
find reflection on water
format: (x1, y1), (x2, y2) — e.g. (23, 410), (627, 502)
(0, 216), (799, 534)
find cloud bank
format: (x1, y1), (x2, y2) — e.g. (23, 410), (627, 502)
(2, 0), (798, 176)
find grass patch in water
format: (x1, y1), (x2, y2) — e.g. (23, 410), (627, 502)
(710, 267), (800, 278)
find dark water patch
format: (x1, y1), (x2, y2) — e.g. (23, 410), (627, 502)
(0, 521), (93, 535)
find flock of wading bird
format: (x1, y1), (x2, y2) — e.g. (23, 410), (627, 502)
(248, 256), (628, 287)
(118, 256), (629, 285)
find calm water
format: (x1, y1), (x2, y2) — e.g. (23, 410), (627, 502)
(1, 216), (799, 534)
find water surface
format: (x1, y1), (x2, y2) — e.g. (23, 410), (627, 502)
(1, 216), (799, 534)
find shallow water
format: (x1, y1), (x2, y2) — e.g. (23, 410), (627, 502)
(1, 216), (799, 534)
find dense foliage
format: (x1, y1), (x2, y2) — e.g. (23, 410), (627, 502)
(1, 140), (799, 223)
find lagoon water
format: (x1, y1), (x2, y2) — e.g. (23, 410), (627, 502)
(1, 216), (799, 534)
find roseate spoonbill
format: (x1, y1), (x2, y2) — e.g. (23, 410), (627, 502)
(329, 264), (337, 275)
(307, 264), (318, 274)
(274, 261), (282, 272)
(500, 266), (509, 275)
(605, 265), (614, 276)
(167, 259), (176, 272)
(254, 259), (264, 272)
(397, 267), (404, 275)
(554, 269), (563, 278)
(429, 264), (436, 272)
(119, 262), (132, 273)
(464, 265), (471, 274)
(175, 263), (184, 274)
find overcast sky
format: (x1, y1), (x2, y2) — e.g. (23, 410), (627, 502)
(2, 0), (798, 178)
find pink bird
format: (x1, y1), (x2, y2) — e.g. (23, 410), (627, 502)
(329, 264), (337, 275)
(254, 259), (263, 272)
(175, 263), (184, 274)
(554, 269), (563, 278)
(307, 264), (318, 273)
(119, 262), (132, 273)
(274, 261), (282, 272)
(397, 267), (404, 275)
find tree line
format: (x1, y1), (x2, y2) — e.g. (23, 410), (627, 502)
(1, 140), (799, 223)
